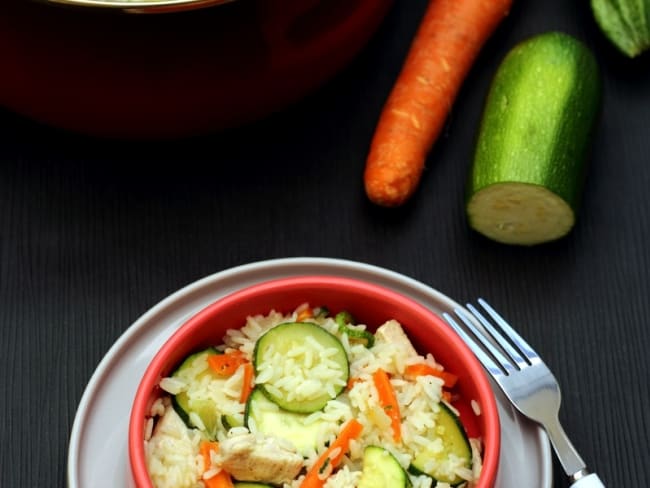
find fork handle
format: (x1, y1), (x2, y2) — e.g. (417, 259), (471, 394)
(570, 473), (606, 487)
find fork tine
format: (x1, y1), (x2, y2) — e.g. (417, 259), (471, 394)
(477, 298), (540, 364)
(450, 308), (517, 375)
(466, 303), (529, 370)
(442, 312), (505, 378)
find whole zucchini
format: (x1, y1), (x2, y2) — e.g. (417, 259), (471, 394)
(591, 0), (650, 57)
(466, 32), (602, 245)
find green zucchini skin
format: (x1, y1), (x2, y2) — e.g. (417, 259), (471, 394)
(408, 402), (472, 486)
(358, 446), (411, 488)
(244, 387), (330, 456)
(253, 322), (349, 413)
(170, 347), (222, 437)
(467, 31), (601, 245)
(591, 0), (650, 57)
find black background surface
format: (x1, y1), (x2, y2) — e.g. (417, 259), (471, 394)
(1, 1), (649, 486)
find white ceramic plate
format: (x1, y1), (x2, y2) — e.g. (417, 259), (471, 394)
(67, 257), (553, 488)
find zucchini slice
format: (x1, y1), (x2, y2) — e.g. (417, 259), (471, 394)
(244, 388), (330, 456)
(171, 348), (223, 437)
(221, 413), (244, 430)
(467, 31), (601, 245)
(408, 403), (472, 486)
(253, 322), (349, 413)
(358, 446), (411, 488)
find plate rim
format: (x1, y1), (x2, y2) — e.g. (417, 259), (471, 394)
(67, 256), (553, 487)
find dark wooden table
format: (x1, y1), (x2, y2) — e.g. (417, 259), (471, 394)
(1, 1), (648, 486)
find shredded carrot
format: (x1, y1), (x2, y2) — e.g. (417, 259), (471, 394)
(442, 390), (452, 403)
(300, 419), (363, 488)
(200, 441), (234, 488)
(405, 363), (458, 388)
(364, 0), (513, 206)
(207, 351), (247, 377)
(372, 369), (401, 443)
(296, 307), (314, 322)
(203, 470), (234, 488)
(240, 362), (254, 404)
(199, 440), (219, 471)
(346, 377), (363, 390)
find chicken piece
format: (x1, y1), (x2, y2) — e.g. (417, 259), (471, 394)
(374, 320), (419, 358)
(218, 433), (303, 484)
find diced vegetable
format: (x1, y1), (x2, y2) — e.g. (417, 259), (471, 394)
(300, 419), (364, 488)
(358, 446), (411, 488)
(404, 363), (458, 388)
(408, 403), (472, 485)
(204, 471), (234, 488)
(253, 322), (349, 413)
(372, 369), (401, 443)
(221, 413), (244, 430)
(171, 348), (223, 438)
(244, 388), (330, 456)
(240, 362), (254, 404)
(200, 441), (235, 488)
(335, 311), (375, 347)
(208, 350), (248, 377)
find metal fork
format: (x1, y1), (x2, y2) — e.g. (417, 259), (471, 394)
(443, 298), (605, 487)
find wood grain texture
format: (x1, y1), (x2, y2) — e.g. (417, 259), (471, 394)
(1, 1), (649, 486)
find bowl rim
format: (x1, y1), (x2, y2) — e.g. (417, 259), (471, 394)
(41, 0), (234, 13)
(128, 275), (501, 487)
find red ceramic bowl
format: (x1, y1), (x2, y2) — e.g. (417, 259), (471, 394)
(129, 275), (500, 487)
(0, 0), (392, 139)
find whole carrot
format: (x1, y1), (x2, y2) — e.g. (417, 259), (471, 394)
(364, 0), (513, 207)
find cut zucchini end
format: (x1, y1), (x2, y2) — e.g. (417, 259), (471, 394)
(467, 182), (575, 246)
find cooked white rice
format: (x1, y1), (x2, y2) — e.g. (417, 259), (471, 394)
(144, 306), (484, 488)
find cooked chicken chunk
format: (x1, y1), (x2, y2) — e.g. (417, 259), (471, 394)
(218, 433), (303, 484)
(374, 320), (419, 358)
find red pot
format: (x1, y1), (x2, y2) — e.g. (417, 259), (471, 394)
(0, 0), (393, 138)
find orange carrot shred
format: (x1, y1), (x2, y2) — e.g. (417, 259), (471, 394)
(346, 377), (363, 390)
(372, 369), (401, 443)
(200, 441), (234, 488)
(364, 0), (513, 206)
(296, 307), (314, 322)
(300, 419), (363, 488)
(199, 440), (219, 471)
(203, 470), (234, 488)
(207, 351), (247, 377)
(404, 363), (458, 388)
(240, 362), (254, 404)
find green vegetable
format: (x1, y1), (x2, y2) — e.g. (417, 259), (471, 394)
(467, 31), (601, 245)
(221, 413), (244, 430)
(408, 403), (472, 486)
(591, 0), (650, 57)
(244, 388), (331, 456)
(358, 446), (411, 488)
(171, 348), (222, 438)
(253, 322), (349, 413)
(335, 311), (375, 347)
